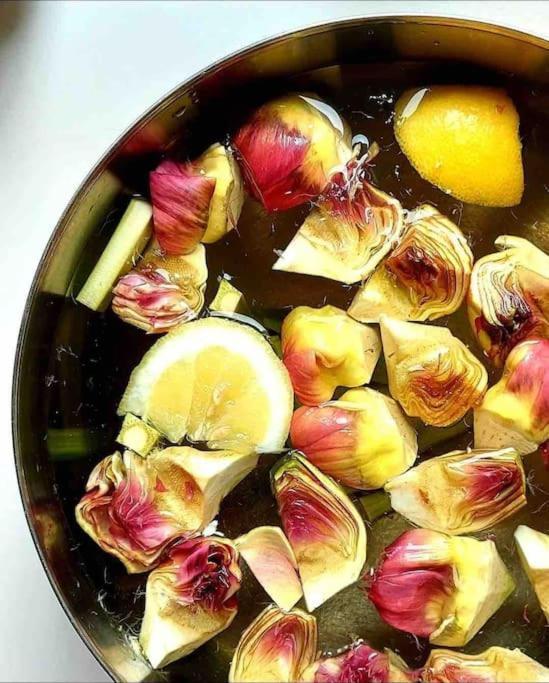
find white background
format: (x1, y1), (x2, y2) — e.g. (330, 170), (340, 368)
(1, 2), (547, 681)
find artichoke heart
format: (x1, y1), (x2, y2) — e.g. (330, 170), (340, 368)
(474, 338), (549, 454)
(367, 528), (514, 647)
(236, 526), (303, 611)
(290, 387), (417, 490)
(228, 605), (318, 683)
(272, 452), (367, 611)
(140, 536), (241, 668)
(302, 643), (417, 683)
(424, 647), (549, 682)
(380, 316), (488, 427)
(273, 155), (405, 284)
(468, 235), (549, 366)
(75, 447), (257, 573)
(349, 205), (473, 322)
(514, 525), (549, 621)
(386, 447), (526, 535)
(281, 305), (381, 406)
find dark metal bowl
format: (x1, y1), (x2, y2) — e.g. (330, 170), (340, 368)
(13, 16), (549, 683)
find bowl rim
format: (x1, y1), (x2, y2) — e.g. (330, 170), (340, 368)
(11, 14), (549, 681)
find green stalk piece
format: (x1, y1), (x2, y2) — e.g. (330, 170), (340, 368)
(116, 413), (161, 457)
(77, 198), (153, 311)
(360, 490), (392, 522)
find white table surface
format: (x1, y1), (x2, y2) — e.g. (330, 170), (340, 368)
(1, 2), (547, 681)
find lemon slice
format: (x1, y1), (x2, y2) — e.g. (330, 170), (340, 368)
(118, 317), (293, 452)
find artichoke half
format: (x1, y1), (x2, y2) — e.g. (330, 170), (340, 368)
(75, 447), (257, 573)
(273, 154), (405, 284)
(140, 536), (241, 668)
(468, 235), (549, 366)
(272, 453), (367, 610)
(514, 525), (549, 622)
(281, 305), (381, 406)
(290, 387), (417, 490)
(349, 205), (472, 322)
(367, 528), (514, 647)
(386, 448), (526, 535)
(380, 316), (488, 427)
(228, 605), (318, 683)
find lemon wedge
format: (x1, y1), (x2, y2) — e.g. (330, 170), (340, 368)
(118, 317), (293, 452)
(394, 86), (524, 207)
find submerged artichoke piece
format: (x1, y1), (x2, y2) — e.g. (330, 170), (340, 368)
(236, 526), (303, 611)
(367, 528), (514, 646)
(514, 525), (549, 621)
(150, 143), (243, 255)
(302, 643), (417, 683)
(112, 243), (208, 333)
(349, 205), (473, 322)
(474, 338), (549, 454)
(468, 236), (549, 366)
(209, 277), (250, 314)
(75, 447), (257, 573)
(273, 155), (405, 284)
(290, 387), (417, 490)
(424, 647), (549, 682)
(233, 93), (352, 212)
(281, 305), (381, 406)
(380, 316), (488, 427)
(272, 453), (367, 610)
(116, 413), (161, 456)
(386, 448), (526, 535)
(229, 605), (318, 683)
(140, 536), (241, 668)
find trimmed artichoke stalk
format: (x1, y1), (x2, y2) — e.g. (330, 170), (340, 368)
(380, 316), (488, 427)
(514, 525), (549, 621)
(273, 154), (405, 284)
(367, 528), (514, 647)
(77, 198), (153, 312)
(281, 305), (381, 406)
(468, 235), (549, 366)
(209, 277), (250, 315)
(474, 338), (549, 454)
(112, 243), (208, 333)
(228, 605), (318, 683)
(75, 447), (257, 573)
(271, 452), (367, 611)
(290, 387), (417, 490)
(302, 643), (418, 683)
(385, 448), (526, 535)
(349, 205), (473, 322)
(236, 526), (302, 611)
(424, 647), (549, 682)
(232, 93), (352, 212)
(140, 536), (241, 668)
(150, 143), (243, 255)
(116, 413), (160, 456)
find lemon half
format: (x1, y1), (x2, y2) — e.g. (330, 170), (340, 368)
(118, 318), (293, 452)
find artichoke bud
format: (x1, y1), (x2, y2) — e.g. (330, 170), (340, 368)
(273, 154), (405, 284)
(75, 446), (257, 573)
(150, 143), (243, 255)
(233, 93), (352, 212)
(380, 316), (488, 427)
(468, 235), (549, 366)
(386, 447), (526, 535)
(235, 526), (303, 611)
(281, 305), (381, 406)
(302, 643), (418, 683)
(272, 452), (367, 610)
(424, 647), (549, 682)
(349, 205), (473, 322)
(112, 243), (208, 333)
(514, 525), (549, 621)
(474, 338), (549, 454)
(140, 536), (241, 668)
(367, 528), (515, 647)
(228, 605), (318, 683)
(290, 386), (417, 489)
